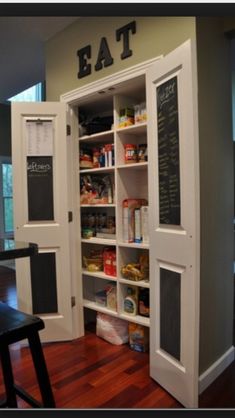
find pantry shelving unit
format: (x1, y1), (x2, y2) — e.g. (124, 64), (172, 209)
(77, 73), (150, 331)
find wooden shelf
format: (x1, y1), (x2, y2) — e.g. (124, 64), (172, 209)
(119, 278), (150, 288)
(118, 242), (149, 249)
(80, 204), (115, 208)
(79, 166), (114, 174)
(83, 299), (118, 317)
(81, 237), (116, 245)
(79, 130), (114, 142)
(117, 162), (148, 170)
(119, 312), (150, 327)
(116, 122), (147, 135)
(82, 269), (117, 281)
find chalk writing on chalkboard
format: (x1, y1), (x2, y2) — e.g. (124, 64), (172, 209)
(27, 156), (54, 221)
(157, 76), (181, 225)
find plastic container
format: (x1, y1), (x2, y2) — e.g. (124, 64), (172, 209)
(123, 286), (138, 315)
(138, 288), (150, 317)
(124, 144), (137, 164)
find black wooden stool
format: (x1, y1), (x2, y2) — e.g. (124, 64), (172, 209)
(0, 302), (55, 408)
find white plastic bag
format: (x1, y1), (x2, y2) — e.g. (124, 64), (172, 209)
(96, 312), (129, 345)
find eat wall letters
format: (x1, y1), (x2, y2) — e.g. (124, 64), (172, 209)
(77, 21), (136, 79)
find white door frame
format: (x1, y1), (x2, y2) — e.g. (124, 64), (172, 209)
(60, 56), (163, 339)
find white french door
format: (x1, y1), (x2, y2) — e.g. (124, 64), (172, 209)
(11, 102), (73, 342)
(147, 40), (200, 407)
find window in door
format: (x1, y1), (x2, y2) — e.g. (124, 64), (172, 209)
(0, 158), (13, 238)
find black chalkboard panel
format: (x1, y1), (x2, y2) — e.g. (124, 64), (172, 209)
(27, 156), (54, 221)
(30, 252), (58, 314)
(160, 267), (181, 361)
(157, 76), (181, 225)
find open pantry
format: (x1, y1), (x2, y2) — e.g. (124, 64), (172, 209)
(77, 73), (150, 352)
(12, 40), (201, 407)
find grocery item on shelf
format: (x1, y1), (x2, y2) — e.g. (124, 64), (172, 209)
(138, 143), (148, 162)
(128, 323), (149, 352)
(95, 290), (107, 306)
(92, 147), (100, 168)
(79, 114), (113, 136)
(121, 253), (149, 282)
(134, 102), (147, 124)
(134, 209), (141, 243)
(103, 248), (116, 276)
(106, 284), (117, 310)
(138, 288), (150, 317)
(123, 286), (139, 316)
(140, 206), (149, 244)
(81, 211), (115, 239)
(122, 198), (148, 243)
(96, 313), (129, 345)
(83, 249), (103, 272)
(121, 263), (143, 281)
(95, 282), (117, 310)
(139, 253), (149, 279)
(118, 107), (134, 128)
(80, 174), (113, 205)
(80, 143), (114, 170)
(123, 142), (147, 165)
(124, 144), (138, 164)
(79, 147), (93, 169)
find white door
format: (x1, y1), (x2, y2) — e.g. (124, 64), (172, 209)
(147, 40), (200, 407)
(11, 102), (73, 342)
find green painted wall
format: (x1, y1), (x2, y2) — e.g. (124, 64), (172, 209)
(45, 17), (196, 100)
(196, 17), (234, 374)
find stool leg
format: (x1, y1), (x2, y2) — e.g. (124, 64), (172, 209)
(0, 345), (17, 407)
(28, 332), (55, 408)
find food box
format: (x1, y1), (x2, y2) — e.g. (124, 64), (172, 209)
(128, 323), (149, 352)
(123, 199), (148, 243)
(95, 290), (107, 306)
(118, 107), (134, 128)
(106, 284), (117, 311)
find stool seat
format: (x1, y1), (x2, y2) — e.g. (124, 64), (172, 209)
(0, 302), (44, 343)
(0, 302), (55, 408)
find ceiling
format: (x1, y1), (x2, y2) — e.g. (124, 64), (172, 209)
(0, 17), (79, 104)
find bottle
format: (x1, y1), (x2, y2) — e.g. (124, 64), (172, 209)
(124, 286), (138, 315)
(138, 288), (150, 317)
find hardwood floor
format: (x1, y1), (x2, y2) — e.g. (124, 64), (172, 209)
(2, 332), (182, 409)
(0, 331), (235, 409)
(0, 265), (235, 409)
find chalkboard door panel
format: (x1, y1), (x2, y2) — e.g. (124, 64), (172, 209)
(147, 40), (200, 407)
(12, 102), (73, 342)
(30, 251), (58, 314)
(157, 76), (181, 225)
(27, 156), (54, 221)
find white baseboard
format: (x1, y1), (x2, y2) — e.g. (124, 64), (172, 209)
(199, 346), (235, 394)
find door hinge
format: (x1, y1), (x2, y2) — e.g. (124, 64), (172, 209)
(71, 296), (76, 307)
(67, 124), (71, 136)
(68, 211), (73, 222)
